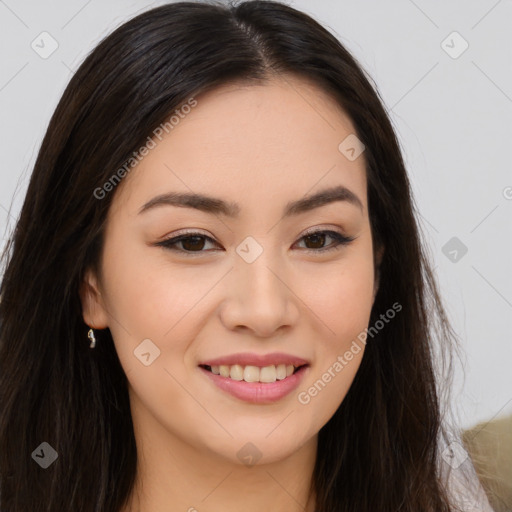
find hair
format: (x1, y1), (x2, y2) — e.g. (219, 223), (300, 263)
(0, 1), (466, 510)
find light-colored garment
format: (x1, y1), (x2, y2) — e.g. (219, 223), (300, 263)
(440, 437), (496, 511)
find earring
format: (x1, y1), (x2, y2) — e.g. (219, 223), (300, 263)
(88, 328), (96, 349)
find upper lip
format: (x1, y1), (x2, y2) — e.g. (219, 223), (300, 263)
(199, 352), (309, 368)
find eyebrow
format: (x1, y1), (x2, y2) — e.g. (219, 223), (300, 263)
(138, 185), (364, 218)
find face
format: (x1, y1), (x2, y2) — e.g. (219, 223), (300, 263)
(81, 75), (381, 466)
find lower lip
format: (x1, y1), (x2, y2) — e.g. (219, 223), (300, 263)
(199, 365), (309, 404)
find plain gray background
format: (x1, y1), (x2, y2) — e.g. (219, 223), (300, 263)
(0, 0), (511, 430)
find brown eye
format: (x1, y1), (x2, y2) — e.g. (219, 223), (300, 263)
(156, 234), (220, 253)
(180, 236), (207, 251)
(295, 230), (355, 253)
(303, 232), (327, 249)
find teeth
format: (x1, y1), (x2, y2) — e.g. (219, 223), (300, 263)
(276, 364), (287, 380)
(259, 365), (276, 382)
(206, 363), (301, 383)
(230, 364), (244, 381)
(243, 365), (260, 382)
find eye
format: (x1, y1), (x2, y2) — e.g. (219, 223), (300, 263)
(154, 229), (355, 255)
(294, 229), (355, 253)
(155, 231), (220, 254)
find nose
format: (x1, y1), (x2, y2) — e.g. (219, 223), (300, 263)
(219, 249), (300, 338)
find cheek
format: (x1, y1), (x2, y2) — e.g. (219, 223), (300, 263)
(292, 248), (374, 418)
(330, 268), (374, 340)
(100, 244), (206, 416)
(296, 254), (375, 344)
(98, 236), (209, 389)
(101, 235), (205, 339)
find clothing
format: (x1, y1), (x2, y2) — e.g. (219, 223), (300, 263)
(462, 414), (512, 512)
(441, 438), (496, 511)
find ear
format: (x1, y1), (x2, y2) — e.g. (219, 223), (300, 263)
(79, 268), (109, 329)
(372, 244), (385, 303)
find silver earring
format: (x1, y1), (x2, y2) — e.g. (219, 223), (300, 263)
(88, 328), (96, 349)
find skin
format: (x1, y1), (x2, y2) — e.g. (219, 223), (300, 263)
(81, 75), (383, 512)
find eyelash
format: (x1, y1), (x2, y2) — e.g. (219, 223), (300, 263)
(155, 228), (355, 255)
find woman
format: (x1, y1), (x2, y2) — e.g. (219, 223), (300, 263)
(0, 1), (494, 511)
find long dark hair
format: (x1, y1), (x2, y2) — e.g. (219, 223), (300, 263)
(0, 1), (463, 510)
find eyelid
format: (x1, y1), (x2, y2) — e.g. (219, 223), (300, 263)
(299, 224), (346, 237)
(162, 224), (349, 241)
(160, 228), (212, 239)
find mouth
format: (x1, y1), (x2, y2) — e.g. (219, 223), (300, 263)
(198, 362), (310, 404)
(199, 363), (308, 383)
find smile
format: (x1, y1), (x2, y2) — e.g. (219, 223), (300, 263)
(200, 363), (305, 383)
(198, 364), (309, 404)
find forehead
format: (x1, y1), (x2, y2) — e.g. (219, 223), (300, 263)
(111, 75), (368, 216)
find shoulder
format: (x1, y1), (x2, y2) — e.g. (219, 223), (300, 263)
(439, 438), (496, 512)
